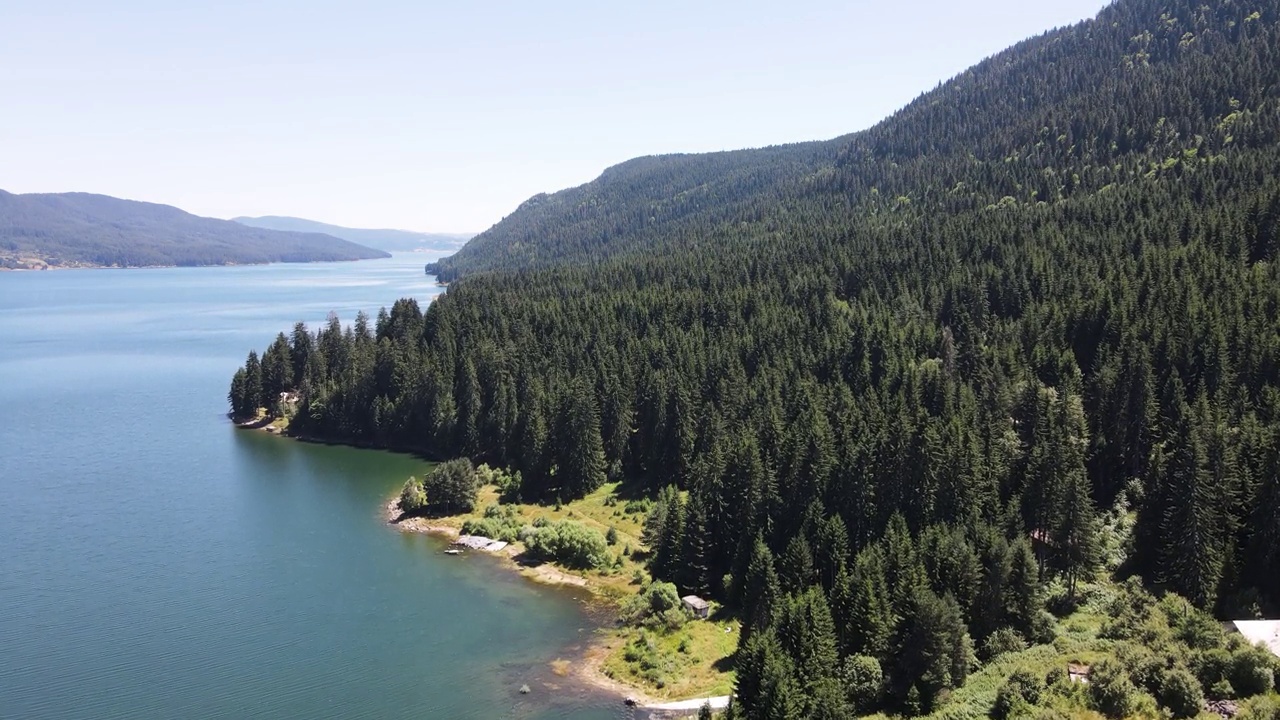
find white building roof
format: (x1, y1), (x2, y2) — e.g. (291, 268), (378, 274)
(1232, 620), (1280, 657)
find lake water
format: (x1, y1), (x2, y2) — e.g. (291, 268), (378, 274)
(0, 255), (624, 719)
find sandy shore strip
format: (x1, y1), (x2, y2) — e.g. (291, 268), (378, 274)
(384, 497), (646, 702)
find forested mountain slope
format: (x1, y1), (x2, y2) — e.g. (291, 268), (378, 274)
(232, 215), (472, 254)
(424, 140), (840, 281)
(235, 0), (1280, 716)
(0, 191), (389, 268)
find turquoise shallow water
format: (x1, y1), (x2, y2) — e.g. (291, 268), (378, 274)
(0, 256), (623, 719)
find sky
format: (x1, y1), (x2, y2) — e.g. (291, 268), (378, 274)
(0, 1), (1111, 233)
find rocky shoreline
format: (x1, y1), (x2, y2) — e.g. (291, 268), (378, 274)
(381, 497), (663, 707)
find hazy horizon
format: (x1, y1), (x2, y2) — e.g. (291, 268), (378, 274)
(2, 1), (1109, 233)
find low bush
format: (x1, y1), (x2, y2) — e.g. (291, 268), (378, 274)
(1090, 659), (1139, 718)
(981, 628), (1028, 660)
(474, 463), (522, 501)
(842, 655), (884, 713)
(397, 475), (426, 514)
(1238, 695), (1280, 720)
(993, 668), (1043, 720)
(1159, 668), (1204, 719)
(621, 582), (686, 629)
(1230, 644), (1277, 698)
(522, 520), (610, 570)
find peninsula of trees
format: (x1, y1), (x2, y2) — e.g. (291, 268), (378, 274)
(233, 0), (1280, 716)
(0, 190), (389, 269)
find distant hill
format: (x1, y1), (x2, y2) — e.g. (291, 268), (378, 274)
(232, 216), (473, 254)
(0, 191), (389, 269)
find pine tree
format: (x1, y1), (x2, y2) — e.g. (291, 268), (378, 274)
(1050, 392), (1101, 601)
(456, 358), (482, 456)
(777, 587), (841, 713)
(228, 368), (248, 418)
(653, 487), (686, 583)
(243, 351), (263, 417)
(779, 533), (815, 595)
(831, 546), (893, 659)
(740, 535), (782, 641)
(680, 488), (712, 595)
(554, 380), (607, 499)
(1006, 539), (1043, 641)
(734, 628), (801, 720)
(814, 514), (851, 593)
(1160, 392), (1225, 609)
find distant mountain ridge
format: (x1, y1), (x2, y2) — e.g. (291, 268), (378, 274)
(0, 191), (389, 269)
(232, 216), (473, 254)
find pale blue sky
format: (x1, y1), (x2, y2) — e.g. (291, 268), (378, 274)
(1, 1), (1109, 232)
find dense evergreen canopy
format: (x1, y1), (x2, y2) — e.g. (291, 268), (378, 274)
(234, 0), (1280, 714)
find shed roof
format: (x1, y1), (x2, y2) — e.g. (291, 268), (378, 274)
(681, 595), (710, 609)
(1231, 620), (1280, 657)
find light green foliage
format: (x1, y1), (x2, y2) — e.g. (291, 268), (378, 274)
(460, 504), (523, 543)
(1158, 667), (1203, 719)
(982, 628), (1029, 661)
(521, 520), (609, 570)
(1089, 660), (1140, 718)
(621, 581), (686, 629)
(841, 655), (883, 713)
(1239, 695), (1280, 720)
(397, 476), (426, 514)
(621, 630), (679, 689)
(474, 463), (522, 500)
(1230, 643), (1278, 698)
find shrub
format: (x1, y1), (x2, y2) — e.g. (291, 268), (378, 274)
(993, 668), (1043, 720)
(657, 607), (687, 630)
(1007, 668), (1043, 705)
(1230, 644), (1277, 698)
(621, 582), (684, 627)
(842, 655), (884, 712)
(1238, 695), (1280, 720)
(1159, 668), (1204, 719)
(523, 520), (609, 570)
(645, 582), (681, 613)
(460, 515), (520, 543)
(992, 684), (1029, 720)
(1090, 660), (1139, 718)
(1194, 647), (1234, 692)
(982, 628), (1028, 660)
(606, 526), (619, 546)
(474, 463), (522, 500)
(397, 475), (426, 514)
(1161, 593), (1225, 650)
(1126, 648), (1170, 696)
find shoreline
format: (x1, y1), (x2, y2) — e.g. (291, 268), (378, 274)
(381, 497), (663, 707)
(235, 416), (711, 710)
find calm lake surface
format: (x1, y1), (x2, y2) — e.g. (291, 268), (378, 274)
(0, 255), (624, 720)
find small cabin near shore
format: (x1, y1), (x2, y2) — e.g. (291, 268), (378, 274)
(682, 595), (710, 619)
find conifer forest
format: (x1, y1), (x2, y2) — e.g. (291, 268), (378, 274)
(231, 0), (1280, 716)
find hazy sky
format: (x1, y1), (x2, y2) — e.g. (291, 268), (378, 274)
(1, 1), (1110, 233)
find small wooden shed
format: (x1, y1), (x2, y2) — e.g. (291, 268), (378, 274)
(682, 595), (710, 619)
